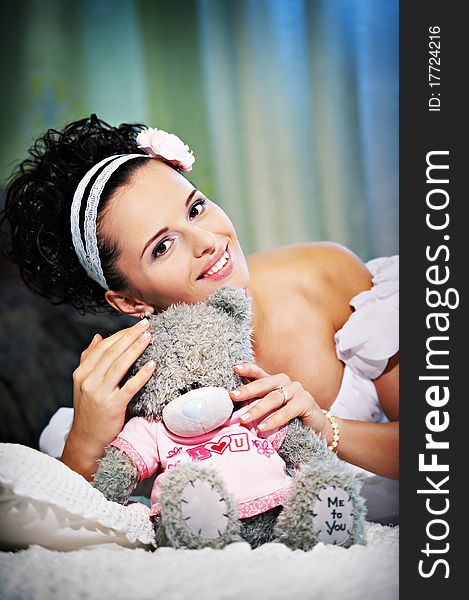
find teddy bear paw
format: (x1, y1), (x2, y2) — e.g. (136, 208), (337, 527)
(273, 462), (366, 550)
(181, 478), (230, 539)
(308, 484), (356, 546)
(159, 465), (241, 549)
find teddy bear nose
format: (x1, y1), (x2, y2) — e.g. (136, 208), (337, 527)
(181, 397), (207, 420)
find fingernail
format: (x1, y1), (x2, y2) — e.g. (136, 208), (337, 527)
(145, 359), (156, 371)
(240, 412), (250, 421)
(231, 389), (241, 397)
(137, 318), (149, 330)
(234, 364), (245, 371)
(140, 331), (151, 341)
(257, 423), (265, 430)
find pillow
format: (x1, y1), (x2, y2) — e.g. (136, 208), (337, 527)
(0, 443), (156, 551)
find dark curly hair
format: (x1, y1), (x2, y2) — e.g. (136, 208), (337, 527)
(0, 115), (167, 314)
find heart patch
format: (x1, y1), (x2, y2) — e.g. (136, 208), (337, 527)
(208, 436), (231, 454)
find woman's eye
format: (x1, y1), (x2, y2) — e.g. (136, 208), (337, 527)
(151, 239), (172, 260)
(189, 199), (206, 220)
(150, 199), (206, 261)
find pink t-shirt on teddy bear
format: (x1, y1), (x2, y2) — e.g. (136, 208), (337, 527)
(111, 400), (293, 519)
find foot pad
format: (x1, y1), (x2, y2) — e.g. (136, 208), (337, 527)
(181, 479), (229, 540)
(311, 485), (354, 546)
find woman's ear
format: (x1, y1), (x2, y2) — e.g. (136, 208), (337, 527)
(104, 289), (155, 318)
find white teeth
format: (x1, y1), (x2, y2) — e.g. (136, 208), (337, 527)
(204, 250), (229, 277)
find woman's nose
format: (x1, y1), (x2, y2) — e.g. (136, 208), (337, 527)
(190, 226), (217, 258)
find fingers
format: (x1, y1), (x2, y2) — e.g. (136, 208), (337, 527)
(256, 403), (296, 432)
(79, 318), (151, 377)
(103, 330), (154, 389)
(89, 333), (102, 349)
(230, 363), (290, 403)
(233, 362), (271, 380)
(231, 363), (327, 433)
(120, 359), (157, 401)
(239, 381), (299, 426)
(257, 392), (326, 434)
(80, 333), (103, 361)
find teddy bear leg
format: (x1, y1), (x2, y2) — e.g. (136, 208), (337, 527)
(158, 463), (242, 549)
(239, 506), (282, 548)
(273, 461), (367, 550)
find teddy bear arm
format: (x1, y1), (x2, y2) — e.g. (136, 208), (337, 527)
(277, 418), (335, 469)
(92, 446), (140, 505)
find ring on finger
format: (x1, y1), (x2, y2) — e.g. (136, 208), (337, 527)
(274, 385), (290, 406)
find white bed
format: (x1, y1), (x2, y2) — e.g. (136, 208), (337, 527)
(0, 444), (398, 600)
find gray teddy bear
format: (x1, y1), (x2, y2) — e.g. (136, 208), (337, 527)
(93, 286), (366, 550)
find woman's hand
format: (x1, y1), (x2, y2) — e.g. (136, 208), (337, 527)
(230, 363), (400, 478)
(230, 363), (328, 436)
(62, 318), (156, 479)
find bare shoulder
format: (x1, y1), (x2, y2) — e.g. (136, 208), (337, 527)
(302, 242), (372, 292)
(247, 242), (373, 328)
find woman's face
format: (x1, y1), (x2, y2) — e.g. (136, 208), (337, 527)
(100, 160), (250, 313)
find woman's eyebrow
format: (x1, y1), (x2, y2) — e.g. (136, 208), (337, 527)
(140, 188), (198, 258)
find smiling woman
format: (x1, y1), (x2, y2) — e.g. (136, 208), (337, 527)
(0, 115), (399, 501)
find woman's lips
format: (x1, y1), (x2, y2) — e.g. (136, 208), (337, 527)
(199, 246), (234, 282)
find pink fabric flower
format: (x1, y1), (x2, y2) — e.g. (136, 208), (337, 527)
(136, 127), (195, 172)
(252, 439), (275, 458)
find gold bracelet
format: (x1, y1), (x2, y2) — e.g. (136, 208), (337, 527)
(321, 409), (340, 452)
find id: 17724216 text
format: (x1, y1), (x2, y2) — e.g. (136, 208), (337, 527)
(428, 25), (441, 112)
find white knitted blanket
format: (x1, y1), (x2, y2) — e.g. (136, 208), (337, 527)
(0, 522), (398, 600)
(0, 443), (398, 599)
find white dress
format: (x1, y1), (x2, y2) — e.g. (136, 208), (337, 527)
(329, 255), (399, 423)
(40, 256), (399, 456)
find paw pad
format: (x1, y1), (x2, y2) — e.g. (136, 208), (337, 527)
(311, 485), (354, 546)
(181, 479), (229, 539)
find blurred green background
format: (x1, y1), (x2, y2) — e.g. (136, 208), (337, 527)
(0, 0), (398, 447)
(0, 0), (398, 259)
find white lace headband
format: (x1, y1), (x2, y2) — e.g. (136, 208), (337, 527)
(70, 128), (195, 290)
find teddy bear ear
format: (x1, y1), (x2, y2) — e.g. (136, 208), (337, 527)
(207, 286), (252, 324)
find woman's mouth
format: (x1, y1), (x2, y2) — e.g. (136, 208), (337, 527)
(198, 245), (234, 282)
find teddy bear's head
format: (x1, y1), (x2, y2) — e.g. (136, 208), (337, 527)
(127, 286), (254, 436)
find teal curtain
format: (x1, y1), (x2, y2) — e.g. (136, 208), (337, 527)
(0, 0), (398, 260)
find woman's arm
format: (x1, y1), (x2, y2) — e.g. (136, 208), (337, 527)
(327, 352), (399, 478)
(332, 352), (399, 479)
(61, 318), (156, 481)
(330, 418), (399, 479)
(60, 427), (107, 482)
(312, 246), (399, 477)
(240, 245), (399, 478)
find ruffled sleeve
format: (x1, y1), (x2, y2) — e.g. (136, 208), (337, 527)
(334, 255), (399, 380)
